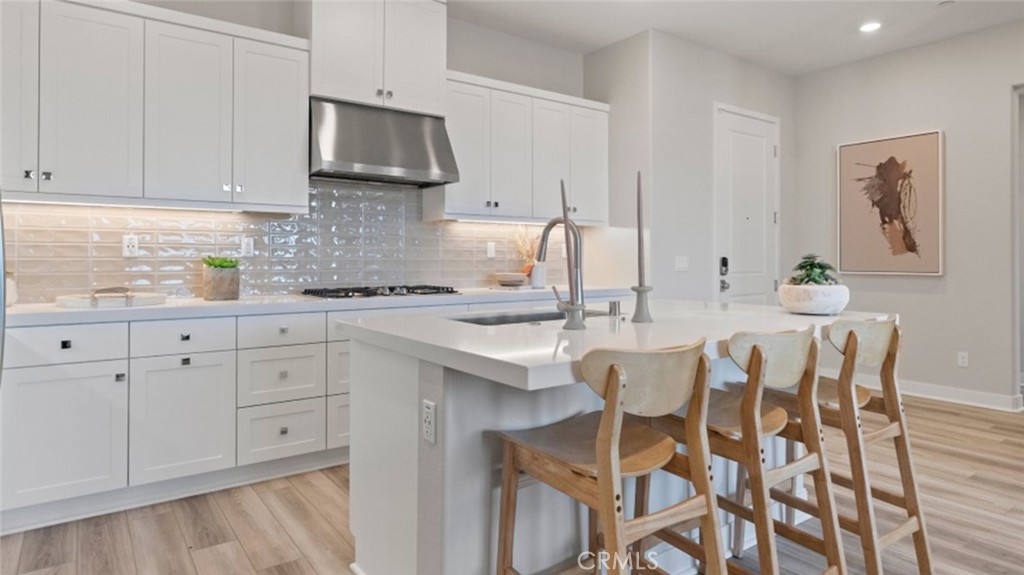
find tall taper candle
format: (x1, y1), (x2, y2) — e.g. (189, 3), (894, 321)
(637, 171), (646, 287)
(560, 180), (578, 305)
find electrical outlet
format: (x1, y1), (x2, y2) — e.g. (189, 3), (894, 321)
(957, 352), (969, 368)
(422, 399), (436, 444)
(122, 234), (140, 258)
(241, 237), (255, 257)
(486, 241), (496, 259)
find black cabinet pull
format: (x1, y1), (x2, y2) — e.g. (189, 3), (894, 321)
(181, 357), (191, 366)
(180, 333), (191, 341)
(115, 373), (126, 382)
(60, 340), (72, 350)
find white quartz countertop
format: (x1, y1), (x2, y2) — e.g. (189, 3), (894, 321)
(338, 300), (891, 391)
(4, 286), (632, 327)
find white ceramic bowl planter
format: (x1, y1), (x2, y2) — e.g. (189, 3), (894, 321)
(777, 282), (850, 315)
(778, 254), (849, 315)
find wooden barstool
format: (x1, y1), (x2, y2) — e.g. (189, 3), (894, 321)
(753, 317), (933, 574)
(496, 341), (728, 575)
(651, 326), (847, 575)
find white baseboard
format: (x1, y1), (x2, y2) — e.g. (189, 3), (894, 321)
(0, 447), (348, 535)
(819, 368), (1024, 413)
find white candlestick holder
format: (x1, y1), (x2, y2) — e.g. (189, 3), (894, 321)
(631, 285), (653, 323)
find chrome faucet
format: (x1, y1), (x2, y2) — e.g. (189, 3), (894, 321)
(537, 216), (585, 329)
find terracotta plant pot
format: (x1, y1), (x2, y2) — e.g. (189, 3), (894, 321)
(777, 282), (849, 315)
(203, 266), (240, 301)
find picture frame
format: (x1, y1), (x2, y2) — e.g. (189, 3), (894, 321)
(837, 130), (944, 275)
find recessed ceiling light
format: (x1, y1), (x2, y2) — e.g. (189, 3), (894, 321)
(860, 21), (882, 33)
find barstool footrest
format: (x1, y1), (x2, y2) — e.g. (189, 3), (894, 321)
(878, 516), (921, 550)
(862, 421), (902, 445)
(763, 453), (820, 488)
(830, 471), (908, 509)
(716, 494), (827, 554)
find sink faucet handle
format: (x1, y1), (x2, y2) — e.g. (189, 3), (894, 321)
(551, 286), (567, 308)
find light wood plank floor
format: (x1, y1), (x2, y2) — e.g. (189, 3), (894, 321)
(1, 396), (1021, 575)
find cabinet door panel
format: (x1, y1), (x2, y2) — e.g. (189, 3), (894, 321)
(327, 340), (351, 395)
(327, 394), (351, 449)
(130, 351), (236, 485)
(383, 0), (446, 116)
(237, 398), (326, 465)
(38, 2), (143, 197)
(310, 0), (384, 106)
(0, 0), (39, 192)
(531, 99), (572, 220)
(443, 82), (490, 215)
(570, 108), (609, 223)
(233, 39), (309, 208)
(144, 21), (232, 201)
(237, 344), (327, 407)
(490, 90), (533, 218)
(1, 361), (128, 509)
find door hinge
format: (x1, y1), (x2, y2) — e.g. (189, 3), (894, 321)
(773, 211), (778, 225)
(774, 145), (778, 158)
(774, 279), (779, 291)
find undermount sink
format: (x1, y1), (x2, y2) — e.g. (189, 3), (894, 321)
(453, 309), (612, 326)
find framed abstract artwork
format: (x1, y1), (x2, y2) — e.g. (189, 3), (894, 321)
(837, 130), (943, 275)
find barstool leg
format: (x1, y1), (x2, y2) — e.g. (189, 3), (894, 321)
(802, 407), (846, 574)
(840, 391), (883, 574)
(496, 442), (519, 575)
(633, 474), (650, 563)
(730, 464), (748, 558)
(881, 382), (934, 574)
(745, 438), (780, 575)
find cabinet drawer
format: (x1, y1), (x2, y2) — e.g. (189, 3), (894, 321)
(238, 313), (326, 349)
(327, 394), (350, 449)
(237, 398), (326, 465)
(238, 344), (326, 407)
(327, 341), (351, 395)
(131, 317), (235, 357)
(3, 323), (128, 368)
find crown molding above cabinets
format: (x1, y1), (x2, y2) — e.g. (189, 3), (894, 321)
(424, 72), (610, 225)
(308, 0), (447, 118)
(0, 0), (310, 214)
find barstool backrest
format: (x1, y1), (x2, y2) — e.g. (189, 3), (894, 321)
(828, 316), (897, 367)
(727, 325), (815, 389)
(579, 339), (706, 417)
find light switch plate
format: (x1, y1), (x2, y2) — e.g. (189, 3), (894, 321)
(422, 399), (437, 444)
(486, 241), (496, 259)
(674, 256), (690, 272)
(241, 237), (255, 257)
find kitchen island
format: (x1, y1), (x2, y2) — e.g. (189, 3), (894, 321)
(338, 300), (888, 575)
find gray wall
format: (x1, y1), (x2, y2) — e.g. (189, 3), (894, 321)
(447, 18), (584, 96)
(793, 19), (1024, 403)
(132, 0), (300, 35)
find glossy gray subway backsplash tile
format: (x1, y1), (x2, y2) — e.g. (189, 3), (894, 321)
(2, 181), (566, 303)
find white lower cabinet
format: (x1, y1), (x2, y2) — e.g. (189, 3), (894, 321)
(1, 360), (129, 509)
(327, 394), (351, 449)
(238, 397), (326, 465)
(129, 351), (237, 485)
(327, 340), (351, 395)
(237, 344), (327, 407)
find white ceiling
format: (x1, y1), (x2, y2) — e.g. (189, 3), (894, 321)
(447, 1), (1024, 76)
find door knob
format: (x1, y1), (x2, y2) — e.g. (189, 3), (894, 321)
(24, 170), (35, 179)
(235, 184), (244, 193)
(222, 184), (231, 192)
(719, 279), (731, 293)
(376, 88), (384, 97)
(386, 90), (393, 99)
(41, 171), (53, 181)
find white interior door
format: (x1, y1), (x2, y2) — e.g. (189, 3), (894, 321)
(713, 105), (779, 304)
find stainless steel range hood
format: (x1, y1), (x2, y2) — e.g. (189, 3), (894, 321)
(310, 97), (459, 187)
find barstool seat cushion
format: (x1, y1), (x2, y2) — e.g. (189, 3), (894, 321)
(816, 376), (873, 410)
(500, 412), (676, 478)
(706, 388), (788, 438)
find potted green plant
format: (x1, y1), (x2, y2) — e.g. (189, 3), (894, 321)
(777, 254), (850, 315)
(202, 256), (241, 301)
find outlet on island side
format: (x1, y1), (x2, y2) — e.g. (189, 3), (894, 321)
(957, 351), (970, 368)
(122, 234), (140, 258)
(422, 399), (437, 444)
(241, 237), (255, 257)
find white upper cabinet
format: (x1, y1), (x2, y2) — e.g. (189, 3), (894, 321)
(309, 0), (446, 117)
(233, 38), (309, 207)
(532, 99), (572, 220)
(309, 0), (384, 108)
(443, 81), (491, 216)
(144, 22), (233, 202)
(383, 0), (446, 116)
(0, 0), (40, 193)
(490, 90), (533, 218)
(38, 1), (143, 197)
(570, 107), (610, 224)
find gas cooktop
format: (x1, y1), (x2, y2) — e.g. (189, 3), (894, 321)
(302, 285), (459, 299)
